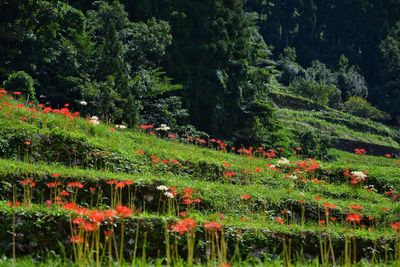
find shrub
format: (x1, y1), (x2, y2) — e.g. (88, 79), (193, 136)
(296, 129), (337, 160)
(288, 79), (341, 107)
(3, 71), (36, 101)
(343, 96), (391, 121)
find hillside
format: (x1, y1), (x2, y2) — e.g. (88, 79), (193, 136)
(1, 91), (400, 266)
(271, 91), (400, 155)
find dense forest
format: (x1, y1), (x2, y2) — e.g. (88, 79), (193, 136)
(1, 0), (399, 147)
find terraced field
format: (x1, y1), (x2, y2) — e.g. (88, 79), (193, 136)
(0, 92), (400, 266)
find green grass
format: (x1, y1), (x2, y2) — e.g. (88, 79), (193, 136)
(1, 95), (400, 265)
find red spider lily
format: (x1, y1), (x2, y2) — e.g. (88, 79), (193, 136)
(391, 221), (400, 232)
(64, 202), (79, 211)
(254, 167), (262, 173)
(12, 91), (22, 95)
(136, 149), (144, 155)
(67, 181), (84, 189)
(275, 216), (284, 225)
(182, 198), (193, 205)
(70, 235), (84, 244)
(116, 181), (126, 188)
(319, 220), (326, 226)
(0, 89), (7, 94)
(346, 213), (361, 224)
(241, 194), (252, 200)
(224, 171), (236, 178)
(223, 162), (231, 168)
(298, 199), (305, 204)
(89, 187), (96, 193)
(46, 181), (61, 188)
(384, 153), (393, 158)
(116, 205), (132, 218)
(193, 198), (201, 203)
(37, 103), (44, 108)
(314, 195), (322, 201)
(102, 209), (117, 220)
(296, 147), (302, 151)
(59, 190), (70, 197)
(7, 201), (21, 208)
(323, 202), (337, 210)
(139, 124), (154, 130)
(89, 210), (105, 223)
(349, 204), (363, 210)
(171, 218), (197, 235)
(104, 230), (113, 236)
(24, 140), (31, 146)
(220, 263), (232, 267)
(42, 107), (52, 113)
(204, 221), (223, 231)
(20, 177), (36, 187)
(124, 180), (134, 186)
(168, 133), (176, 139)
(183, 187), (195, 198)
(179, 211), (188, 217)
(52, 173), (61, 179)
(73, 217), (86, 225)
(83, 222), (98, 232)
(106, 179), (117, 185)
(354, 148), (367, 155)
(280, 209), (287, 215)
(330, 216), (337, 221)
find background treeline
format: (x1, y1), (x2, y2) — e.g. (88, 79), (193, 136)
(0, 0), (399, 148)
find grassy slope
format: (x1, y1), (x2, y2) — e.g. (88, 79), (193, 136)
(0, 94), (400, 263)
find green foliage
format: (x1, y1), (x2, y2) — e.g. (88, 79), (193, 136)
(296, 129), (337, 160)
(343, 97), (391, 122)
(376, 22), (400, 124)
(288, 79), (340, 107)
(3, 71), (36, 101)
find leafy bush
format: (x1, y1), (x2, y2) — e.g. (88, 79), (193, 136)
(296, 129), (337, 160)
(288, 79), (341, 107)
(3, 71), (36, 101)
(343, 96), (391, 121)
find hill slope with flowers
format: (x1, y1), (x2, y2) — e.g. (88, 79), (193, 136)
(0, 90), (400, 266)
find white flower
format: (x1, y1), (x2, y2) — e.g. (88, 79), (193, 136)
(156, 124), (170, 131)
(79, 100), (88, 106)
(276, 157), (290, 166)
(164, 192), (174, 198)
(157, 185), (169, 191)
(288, 174), (298, 180)
(89, 116), (100, 126)
(351, 171), (367, 181)
(115, 124), (127, 130)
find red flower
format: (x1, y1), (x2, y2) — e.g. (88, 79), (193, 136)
(204, 221), (223, 231)
(70, 235), (84, 244)
(223, 162), (231, 168)
(20, 177), (36, 187)
(104, 230), (113, 237)
(314, 195), (322, 201)
(24, 140), (31, 146)
(67, 181), (84, 189)
(241, 194), (252, 200)
(349, 204), (363, 211)
(384, 153), (393, 158)
(136, 149), (144, 155)
(116, 205), (132, 218)
(275, 216), (284, 225)
(168, 133), (176, 139)
(0, 89), (7, 94)
(52, 173), (61, 179)
(391, 221), (400, 232)
(12, 91), (22, 95)
(346, 213), (361, 224)
(171, 218), (197, 235)
(354, 148), (367, 155)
